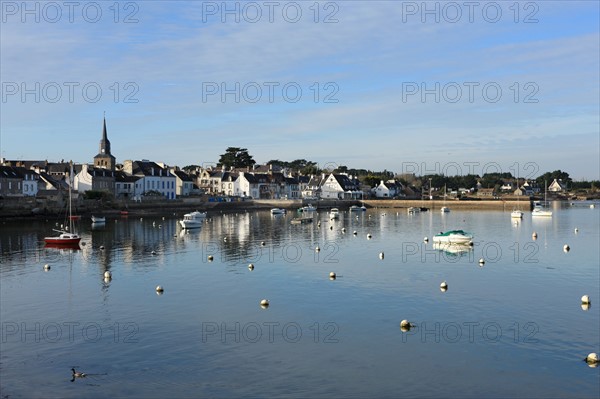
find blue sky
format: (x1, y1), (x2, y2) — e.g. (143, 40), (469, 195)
(1, 1), (599, 180)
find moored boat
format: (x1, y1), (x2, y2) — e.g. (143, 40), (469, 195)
(44, 162), (81, 247)
(301, 204), (317, 212)
(91, 216), (106, 223)
(432, 230), (473, 245)
(407, 207), (421, 214)
(511, 210), (524, 218)
(179, 211), (207, 228)
(270, 208), (286, 215)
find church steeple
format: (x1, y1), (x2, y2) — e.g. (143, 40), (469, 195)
(99, 116), (111, 155)
(94, 115), (116, 171)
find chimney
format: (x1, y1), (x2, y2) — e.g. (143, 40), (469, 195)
(123, 160), (133, 175)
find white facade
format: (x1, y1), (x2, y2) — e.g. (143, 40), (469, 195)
(74, 164), (93, 193)
(320, 174), (344, 199)
(134, 175), (176, 200)
(374, 180), (392, 198)
(22, 170), (39, 197)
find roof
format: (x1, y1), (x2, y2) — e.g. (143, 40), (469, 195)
(0, 165), (21, 179)
(173, 170), (194, 182)
(132, 161), (174, 177)
(332, 174), (360, 190)
(115, 171), (140, 182)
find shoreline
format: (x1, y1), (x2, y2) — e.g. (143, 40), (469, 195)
(1, 198), (595, 222)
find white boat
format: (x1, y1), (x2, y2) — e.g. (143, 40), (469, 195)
(532, 207), (552, 217)
(329, 208), (340, 219)
(91, 216), (106, 223)
(532, 181), (552, 217)
(432, 230), (473, 245)
(511, 210), (524, 218)
(301, 204), (317, 212)
(441, 184), (450, 213)
(270, 208), (286, 215)
(407, 207), (421, 214)
(44, 162), (81, 247)
(350, 205), (367, 212)
(179, 211), (207, 228)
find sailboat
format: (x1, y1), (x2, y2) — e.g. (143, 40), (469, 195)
(440, 184), (450, 213)
(44, 162), (81, 246)
(511, 177), (524, 218)
(532, 180), (552, 217)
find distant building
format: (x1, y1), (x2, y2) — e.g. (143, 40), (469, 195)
(548, 179), (567, 192)
(93, 117), (116, 171)
(123, 160), (176, 200)
(171, 169), (195, 197)
(0, 166), (23, 197)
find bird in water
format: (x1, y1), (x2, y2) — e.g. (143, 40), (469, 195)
(71, 368), (86, 379)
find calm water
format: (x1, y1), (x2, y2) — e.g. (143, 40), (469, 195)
(1, 203), (599, 398)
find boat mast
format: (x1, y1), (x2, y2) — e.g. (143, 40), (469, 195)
(69, 161), (73, 233)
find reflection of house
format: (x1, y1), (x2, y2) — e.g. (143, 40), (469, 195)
(548, 179), (567, 192)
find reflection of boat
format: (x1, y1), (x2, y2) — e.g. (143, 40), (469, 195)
(270, 208), (286, 215)
(329, 208), (340, 219)
(291, 217), (313, 225)
(433, 242), (474, 255)
(91, 216), (106, 223)
(407, 207), (420, 214)
(179, 211), (207, 228)
(44, 162), (81, 247)
(433, 230), (473, 245)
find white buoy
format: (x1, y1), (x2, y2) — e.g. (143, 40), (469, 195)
(563, 244), (570, 252)
(581, 295), (591, 304)
(151, 250), (157, 256)
(162, 217), (165, 220)
(574, 228), (578, 233)
(208, 255), (214, 261)
(479, 258), (485, 265)
(223, 237), (227, 242)
(156, 285), (164, 293)
(367, 234), (372, 239)
(440, 281), (448, 291)
(261, 241), (266, 246)
(400, 320), (413, 332)
(248, 263), (254, 270)
(44, 264), (51, 271)
(315, 246), (320, 252)
(342, 228), (346, 233)
(424, 237), (429, 242)
(353, 231), (357, 235)
(100, 245), (105, 250)
(379, 252), (384, 259)
(329, 272), (336, 279)
(260, 299), (269, 307)
(585, 353), (598, 365)
(532, 232), (538, 239)
(104, 271), (112, 279)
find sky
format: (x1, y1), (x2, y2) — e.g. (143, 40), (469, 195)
(1, 1), (599, 180)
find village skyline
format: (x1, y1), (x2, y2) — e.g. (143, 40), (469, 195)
(2, 2), (598, 180)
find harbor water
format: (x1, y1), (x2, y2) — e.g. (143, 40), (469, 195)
(1, 203), (599, 398)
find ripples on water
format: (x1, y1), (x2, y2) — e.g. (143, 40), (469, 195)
(1, 203), (599, 398)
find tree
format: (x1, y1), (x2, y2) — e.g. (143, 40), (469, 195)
(218, 147), (256, 169)
(182, 165), (200, 173)
(536, 170), (572, 186)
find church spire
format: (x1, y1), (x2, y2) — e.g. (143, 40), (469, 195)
(99, 115), (111, 155)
